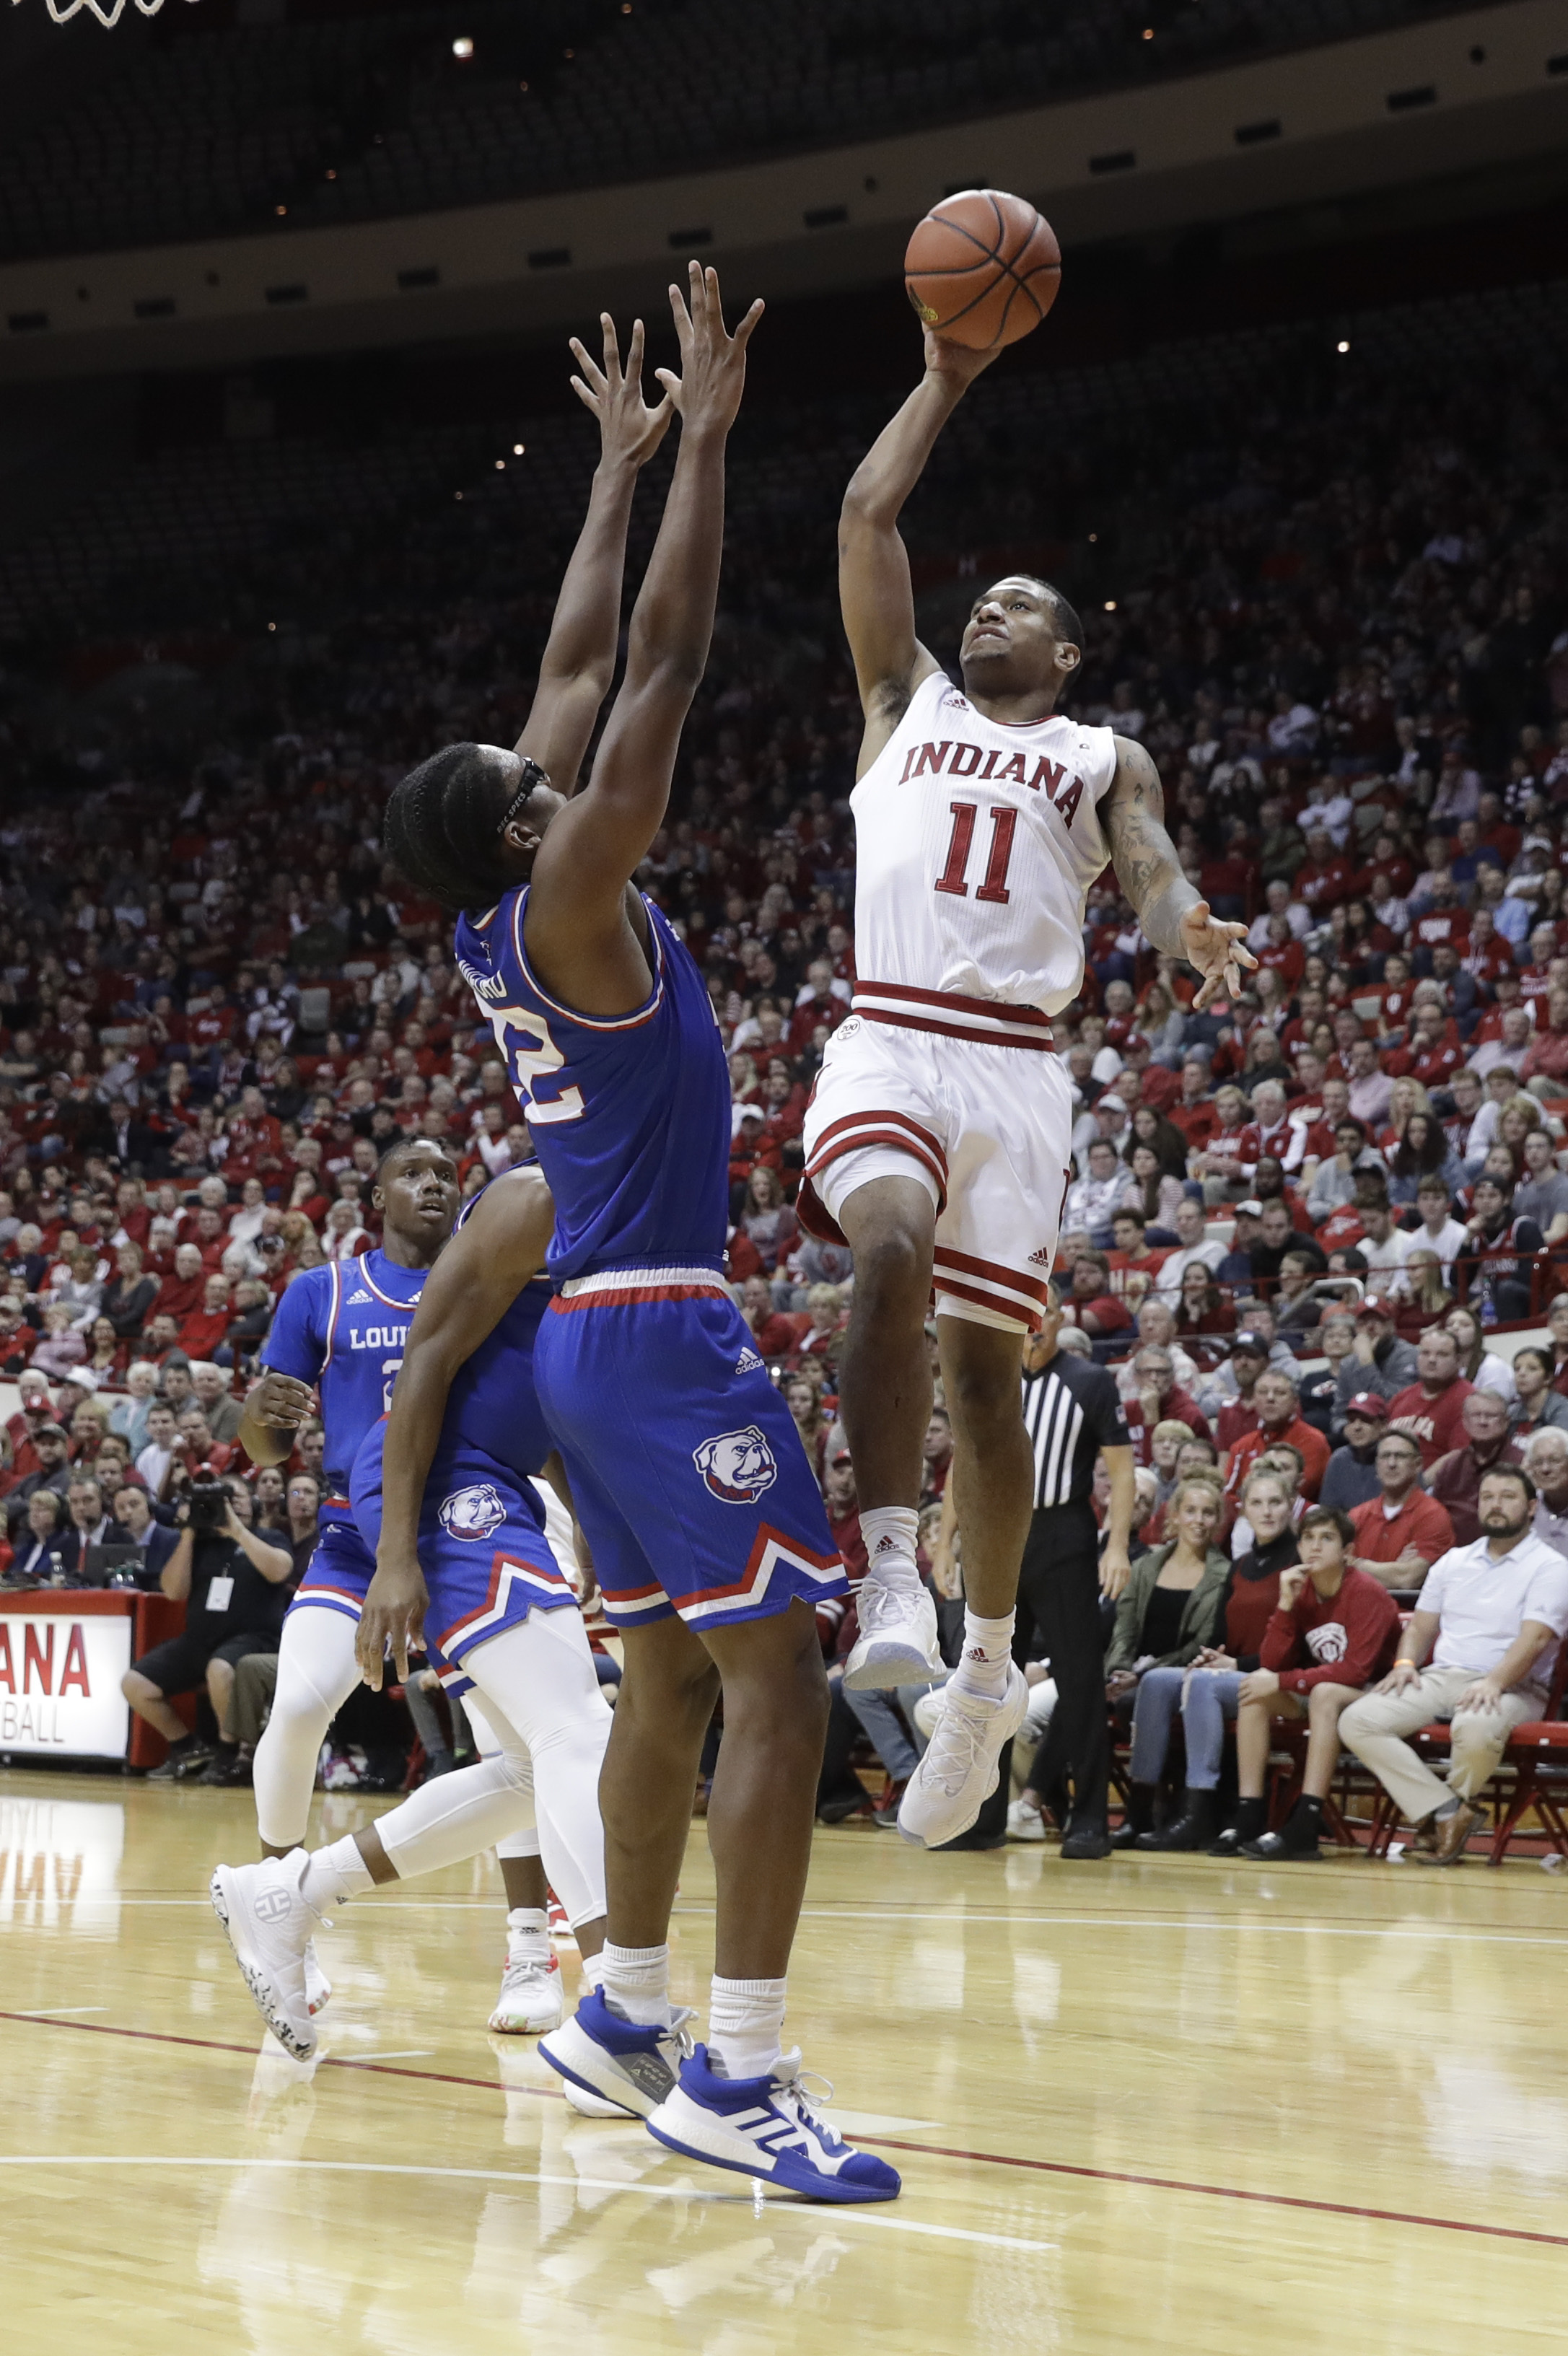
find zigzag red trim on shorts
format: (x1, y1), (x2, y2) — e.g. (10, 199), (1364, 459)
(805, 1106), (950, 1210)
(931, 1274), (1044, 1331)
(932, 1243), (1054, 1306)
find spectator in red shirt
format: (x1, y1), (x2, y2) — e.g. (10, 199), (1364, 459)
(1059, 1250), (1134, 1340)
(179, 1273), (234, 1365)
(1168, 1059), (1219, 1155)
(1295, 828), (1354, 913)
(737, 1273), (805, 1362)
(1215, 1331), (1272, 1453)
(1346, 1431), (1455, 1589)
(1220, 1505), (1401, 1859)
(1225, 1368), (1331, 1500)
(155, 1242), (207, 1326)
(1121, 1343), (1213, 1464)
(1385, 1328), (1476, 1468)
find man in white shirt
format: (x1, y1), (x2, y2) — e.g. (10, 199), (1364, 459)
(1152, 1196), (1227, 1302)
(1064, 1138), (1136, 1238)
(1246, 878), (1310, 953)
(135, 1403), (179, 1501)
(1524, 1429), (1568, 1561)
(1357, 1194), (1414, 1292)
(1410, 1175), (1471, 1276)
(1469, 1006), (1536, 1085)
(1339, 1465), (1568, 1862)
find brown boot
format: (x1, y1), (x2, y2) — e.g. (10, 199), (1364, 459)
(1417, 1800), (1478, 1866)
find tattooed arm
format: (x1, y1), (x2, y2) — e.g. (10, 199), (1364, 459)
(1103, 737), (1257, 1011)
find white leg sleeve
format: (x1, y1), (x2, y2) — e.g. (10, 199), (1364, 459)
(464, 1612), (612, 1931)
(253, 1608), (363, 1850)
(465, 1695), (539, 1862)
(373, 1738), (538, 1881)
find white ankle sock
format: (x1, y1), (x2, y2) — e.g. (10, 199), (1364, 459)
(954, 1607), (1015, 1698)
(859, 1507), (921, 1581)
(581, 1950), (605, 1992)
(299, 1836), (374, 1913)
(708, 1974), (787, 2080)
(600, 1940), (672, 2028)
(506, 1905), (549, 1961)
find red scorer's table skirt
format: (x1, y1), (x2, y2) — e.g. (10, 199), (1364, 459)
(0, 1589), (187, 1768)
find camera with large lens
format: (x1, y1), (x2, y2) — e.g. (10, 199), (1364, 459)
(186, 1473), (230, 1533)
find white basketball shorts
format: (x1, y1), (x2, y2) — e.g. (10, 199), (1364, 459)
(800, 989), (1074, 1333)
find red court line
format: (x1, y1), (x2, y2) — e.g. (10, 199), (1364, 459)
(4, 2009), (1564, 2249)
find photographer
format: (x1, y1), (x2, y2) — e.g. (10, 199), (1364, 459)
(121, 1471), (294, 1782)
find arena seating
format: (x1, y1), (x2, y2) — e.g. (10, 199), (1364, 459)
(0, 0), (1492, 266)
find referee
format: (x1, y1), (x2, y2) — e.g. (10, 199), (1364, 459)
(1015, 1279), (1136, 1859)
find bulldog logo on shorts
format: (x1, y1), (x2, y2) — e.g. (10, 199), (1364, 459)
(438, 1483), (507, 1542)
(693, 1426), (779, 1505)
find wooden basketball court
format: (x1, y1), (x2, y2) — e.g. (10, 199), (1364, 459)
(3, 1765), (1564, 2355)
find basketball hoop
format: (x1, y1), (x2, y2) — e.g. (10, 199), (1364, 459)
(21, 0), (200, 25)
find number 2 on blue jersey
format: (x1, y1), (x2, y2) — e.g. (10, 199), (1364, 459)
(480, 999), (584, 1126)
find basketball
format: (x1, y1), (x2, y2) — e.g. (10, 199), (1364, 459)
(903, 188), (1061, 349)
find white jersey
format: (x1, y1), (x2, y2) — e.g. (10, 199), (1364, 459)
(850, 670), (1118, 1020)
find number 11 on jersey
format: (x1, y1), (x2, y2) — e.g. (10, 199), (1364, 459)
(934, 800), (1017, 904)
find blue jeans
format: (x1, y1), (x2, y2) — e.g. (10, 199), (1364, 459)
(844, 1684), (923, 1782)
(1129, 1665), (1243, 1790)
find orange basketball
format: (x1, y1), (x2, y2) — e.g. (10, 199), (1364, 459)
(904, 189), (1061, 350)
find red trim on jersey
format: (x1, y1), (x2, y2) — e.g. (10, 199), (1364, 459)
(931, 1273), (1043, 1332)
(318, 1258), (343, 1375)
(932, 1243), (1053, 1305)
(548, 1283), (724, 1313)
(356, 1254), (427, 1311)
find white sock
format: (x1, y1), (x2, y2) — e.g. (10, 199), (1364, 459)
(299, 1836), (375, 1912)
(859, 1506), (920, 1582)
(582, 1950), (605, 1992)
(953, 1606), (1015, 1699)
(600, 1940), (672, 2029)
(708, 1974), (787, 2080)
(506, 1905), (549, 1961)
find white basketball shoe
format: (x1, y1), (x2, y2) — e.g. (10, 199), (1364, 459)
(210, 1849), (320, 2062)
(841, 1565), (943, 1691)
(489, 1909), (565, 2035)
(304, 1940), (331, 2017)
(897, 1664), (1030, 1849)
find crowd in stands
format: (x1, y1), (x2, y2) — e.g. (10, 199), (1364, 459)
(2, 245), (1567, 1839)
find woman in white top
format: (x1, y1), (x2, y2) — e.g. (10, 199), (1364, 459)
(1443, 1303), (1516, 1403)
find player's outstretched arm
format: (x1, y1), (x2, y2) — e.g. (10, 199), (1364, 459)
(1103, 736), (1258, 1012)
(838, 330), (998, 772)
(516, 315), (674, 797)
(358, 1170), (556, 1688)
(524, 262), (761, 1008)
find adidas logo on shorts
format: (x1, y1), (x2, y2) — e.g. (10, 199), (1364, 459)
(734, 1346), (764, 1375)
(1027, 1248), (1053, 1267)
(348, 1288), (372, 1304)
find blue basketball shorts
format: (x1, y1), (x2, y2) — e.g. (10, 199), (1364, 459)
(532, 1268), (846, 1634)
(350, 1422), (577, 1696)
(287, 1505), (376, 1624)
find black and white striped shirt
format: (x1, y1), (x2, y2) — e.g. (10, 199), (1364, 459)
(1020, 1352), (1131, 1510)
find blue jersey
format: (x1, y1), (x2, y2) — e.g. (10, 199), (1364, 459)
(261, 1251), (429, 1500)
(454, 888), (729, 1279)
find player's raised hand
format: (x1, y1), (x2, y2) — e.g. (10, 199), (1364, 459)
(569, 312), (673, 469)
(1179, 897), (1258, 1012)
(655, 260), (763, 434)
(356, 1546), (430, 1691)
(922, 325), (1002, 389)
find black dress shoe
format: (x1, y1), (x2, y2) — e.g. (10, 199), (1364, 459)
(1240, 1828), (1321, 1861)
(1136, 1790), (1219, 1852)
(1060, 1828), (1111, 1860)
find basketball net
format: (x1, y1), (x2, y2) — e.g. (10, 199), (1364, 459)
(19, 0), (200, 25)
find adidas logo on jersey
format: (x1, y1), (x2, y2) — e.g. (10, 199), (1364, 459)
(734, 1346), (764, 1375)
(347, 1289), (372, 1304)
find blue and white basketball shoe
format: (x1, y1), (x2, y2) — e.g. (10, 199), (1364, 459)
(538, 1987), (694, 2119)
(646, 2046), (901, 2203)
